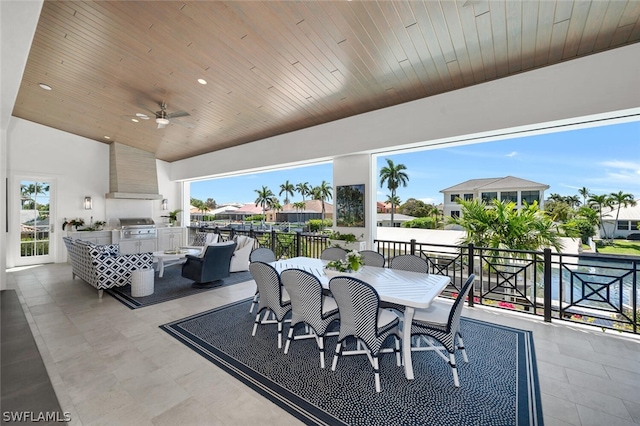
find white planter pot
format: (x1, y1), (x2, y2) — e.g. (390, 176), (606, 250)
(328, 240), (366, 251)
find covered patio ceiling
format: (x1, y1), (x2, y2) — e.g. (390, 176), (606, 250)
(12, 1), (640, 162)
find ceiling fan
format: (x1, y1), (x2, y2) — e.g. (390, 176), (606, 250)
(137, 101), (194, 129)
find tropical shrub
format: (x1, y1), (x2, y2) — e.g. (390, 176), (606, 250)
(307, 219), (332, 232)
(401, 217), (437, 229)
(448, 199), (562, 254)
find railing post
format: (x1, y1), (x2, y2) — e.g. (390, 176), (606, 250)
(410, 239), (416, 256)
(270, 229), (276, 253)
(543, 248), (552, 322)
(296, 232), (301, 257)
(468, 243), (475, 307)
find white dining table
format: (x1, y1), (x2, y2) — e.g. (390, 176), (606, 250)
(270, 256), (451, 380)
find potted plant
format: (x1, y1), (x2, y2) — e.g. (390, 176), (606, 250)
(162, 209), (182, 226)
(62, 218), (85, 232)
(326, 231), (366, 251)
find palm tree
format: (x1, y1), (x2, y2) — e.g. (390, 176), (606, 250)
(311, 181), (333, 229)
(190, 198), (208, 221)
(565, 195), (581, 209)
(279, 180), (295, 205)
(385, 195), (401, 211)
(578, 187), (590, 206)
(379, 158), (409, 227)
(295, 182), (311, 202)
(293, 201), (306, 224)
(548, 193), (564, 203)
(254, 186), (276, 226)
(608, 191), (637, 240)
(588, 194), (614, 240)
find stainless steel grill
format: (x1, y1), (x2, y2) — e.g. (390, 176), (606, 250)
(119, 218), (157, 239)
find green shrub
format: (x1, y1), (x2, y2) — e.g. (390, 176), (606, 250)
(401, 217), (437, 229)
(307, 219), (332, 232)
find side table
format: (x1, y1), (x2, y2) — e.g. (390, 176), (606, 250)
(131, 268), (154, 297)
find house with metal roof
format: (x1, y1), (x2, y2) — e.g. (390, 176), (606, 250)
(440, 176), (550, 218)
(600, 203), (640, 239)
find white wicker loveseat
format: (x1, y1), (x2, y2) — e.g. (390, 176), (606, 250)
(63, 237), (154, 298)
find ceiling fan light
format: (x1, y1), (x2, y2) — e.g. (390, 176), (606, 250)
(156, 117), (170, 125)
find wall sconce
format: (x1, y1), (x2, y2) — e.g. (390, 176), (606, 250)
(83, 196), (93, 210)
(161, 199), (168, 210)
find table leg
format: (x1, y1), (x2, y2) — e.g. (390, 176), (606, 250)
(403, 306), (415, 380)
(157, 258), (165, 278)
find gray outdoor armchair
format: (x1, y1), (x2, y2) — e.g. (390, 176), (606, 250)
(181, 241), (237, 288)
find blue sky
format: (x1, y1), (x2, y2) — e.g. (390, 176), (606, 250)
(190, 121), (640, 206)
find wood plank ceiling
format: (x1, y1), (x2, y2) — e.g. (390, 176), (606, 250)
(12, 1), (640, 162)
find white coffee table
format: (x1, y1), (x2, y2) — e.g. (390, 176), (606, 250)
(153, 248), (201, 277)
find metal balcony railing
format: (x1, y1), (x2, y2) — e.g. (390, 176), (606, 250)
(187, 226), (640, 334)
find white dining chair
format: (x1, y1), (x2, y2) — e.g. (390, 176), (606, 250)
(281, 268), (340, 368)
(329, 276), (402, 393)
(410, 274), (475, 387)
(249, 262), (291, 349)
(248, 248), (277, 313)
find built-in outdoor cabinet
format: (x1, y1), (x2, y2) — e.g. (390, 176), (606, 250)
(118, 239), (157, 254)
(68, 231), (112, 245)
(157, 227), (186, 251)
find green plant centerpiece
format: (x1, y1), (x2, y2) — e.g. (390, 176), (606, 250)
(325, 250), (364, 273)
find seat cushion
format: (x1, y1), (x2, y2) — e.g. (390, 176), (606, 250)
(412, 298), (454, 327)
(377, 308), (399, 329)
(322, 295), (338, 315)
(281, 287), (291, 304)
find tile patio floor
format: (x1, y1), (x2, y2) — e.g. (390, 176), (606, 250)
(5, 262), (640, 426)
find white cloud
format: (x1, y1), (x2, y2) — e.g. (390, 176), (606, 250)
(506, 151), (518, 157)
(418, 197), (438, 204)
(600, 160), (640, 171)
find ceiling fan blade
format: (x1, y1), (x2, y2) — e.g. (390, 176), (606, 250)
(171, 119), (196, 129)
(167, 110), (190, 119)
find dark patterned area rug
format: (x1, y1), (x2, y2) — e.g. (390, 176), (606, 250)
(160, 299), (543, 425)
(106, 268), (253, 309)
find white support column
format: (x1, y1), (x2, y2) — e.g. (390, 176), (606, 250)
(332, 154), (374, 249)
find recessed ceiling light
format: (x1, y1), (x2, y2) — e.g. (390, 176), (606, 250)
(198, 78), (207, 85)
(131, 118), (139, 123)
(104, 136), (110, 139)
(136, 113), (149, 119)
(38, 83), (52, 91)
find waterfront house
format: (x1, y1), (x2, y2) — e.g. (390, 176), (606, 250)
(440, 176), (550, 218)
(601, 204), (640, 239)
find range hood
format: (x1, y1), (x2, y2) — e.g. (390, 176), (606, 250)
(105, 142), (163, 200)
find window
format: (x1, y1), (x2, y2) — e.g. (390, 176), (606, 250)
(521, 191), (540, 204)
(618, 221), (629, 230)
(450, 194), (460, 202)
(463, 193), (473, 201)
(481, 192), (497, 202)
(632, 221), (639, 231)
(451, 210), (460, 218)
(501, 191), (517, 202)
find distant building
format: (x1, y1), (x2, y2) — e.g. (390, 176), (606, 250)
(376, 202), (392, 213)
(376, 213), (416, 227)
(600, 204), (640, 239)
(273, 200), (333, 223)
(440, 176), (549, 218)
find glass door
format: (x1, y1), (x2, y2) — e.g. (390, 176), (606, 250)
(17, 179), (54, 265)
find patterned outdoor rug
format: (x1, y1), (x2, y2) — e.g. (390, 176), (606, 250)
(106, 268), (253, 309)
(161, 299), (543, 425)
